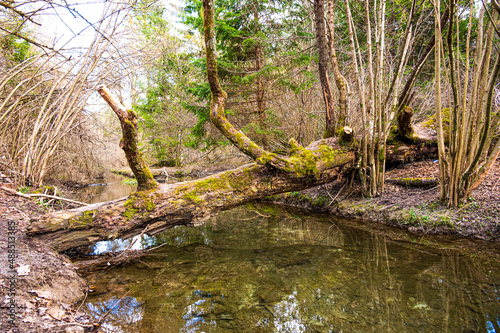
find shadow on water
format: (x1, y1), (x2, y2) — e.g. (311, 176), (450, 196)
(80, 204), (500, 333)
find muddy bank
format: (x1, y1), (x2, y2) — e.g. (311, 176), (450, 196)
(0, 184), (94, 332)
(263, 159), (500, 240)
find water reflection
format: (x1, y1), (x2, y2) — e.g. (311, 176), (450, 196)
(82, 205), (500, 332)
(92, 234), (156, 255)
(86, 296), (144, 332)
(72, 174), (137, 204)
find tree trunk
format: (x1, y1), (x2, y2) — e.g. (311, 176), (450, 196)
(96, 85), (158, 191)
(327, 0), (348, 125)
(26, 136), (437, 252)
(27, 138), (355, 251)
(397, 106), (414, 139)
(396, 6), (450, 111)
(313, 0), (336, 138)
(254, 8), (267, 149)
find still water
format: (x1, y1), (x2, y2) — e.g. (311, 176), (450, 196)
(73, 174), (137, 204)
(81, 205), (500, 332)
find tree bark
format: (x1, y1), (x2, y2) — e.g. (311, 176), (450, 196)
(313, 0), (336, 138)
(327, 0), (348, 125)
(254, 8), (268, 149)
(96, 85), (158, 191)
(397, 106), (414, 139)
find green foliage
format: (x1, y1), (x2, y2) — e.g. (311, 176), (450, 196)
(0, 35), (33, 63)
(121, 178), (138, 186)
(183, 0), (318, 150)
(17, 186), (30, 194)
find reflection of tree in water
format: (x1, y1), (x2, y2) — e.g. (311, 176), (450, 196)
(85, 297), (144, 332)
(82, 205), (500, 332)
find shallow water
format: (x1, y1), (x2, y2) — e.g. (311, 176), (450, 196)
(81, 205), (500, 332)
(72, 174), (137, 204)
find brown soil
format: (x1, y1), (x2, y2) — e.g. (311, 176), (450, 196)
(0, 183), (94, 332)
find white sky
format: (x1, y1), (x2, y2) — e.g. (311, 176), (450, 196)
(33, 0), (185, 51)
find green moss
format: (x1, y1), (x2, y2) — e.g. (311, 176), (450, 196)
(312, 196), (329, 208)
(298, 194), (311, 201)
(124, 207), (138, 219)
(257, 151), (278, 165)
(423, 108), (450, 142)
(68, 210), (96, 228)
(260, 205), (280, 215)
(32, 186), (59, 195)
(184, 191), (203, 204)
(123, 191), (157, 219)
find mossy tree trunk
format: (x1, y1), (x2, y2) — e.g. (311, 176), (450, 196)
(96, 85), (158, 191)
(26, 134), (436, 252)
(27, 139), (355, 251)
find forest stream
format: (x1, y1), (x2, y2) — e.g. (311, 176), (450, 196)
(67, 202), (500, 333)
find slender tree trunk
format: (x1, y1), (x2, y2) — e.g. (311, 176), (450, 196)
(313, 0), (336, 138)
(97, 85), (158, 191)
(327, 0), (348, 125)
(396, 7), (450, 112)
(344, 0), (368, 194)
(434, 0), (447, 201)
(254, 8), (267, 149)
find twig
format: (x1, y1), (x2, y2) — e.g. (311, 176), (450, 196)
(326, 182), (347, 205)
(75, 290), (89, 314)
(1, 186), (88, 206)
(162, 168), (178, 181)
(11, 207), (30, 220)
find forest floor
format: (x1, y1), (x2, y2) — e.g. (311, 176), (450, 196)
(266, 158), (500, 240)
(0, 157), (498, 331)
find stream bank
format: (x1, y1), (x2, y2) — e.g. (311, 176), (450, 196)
(0, 183), (94, 332)
(263, 159), (500, 240)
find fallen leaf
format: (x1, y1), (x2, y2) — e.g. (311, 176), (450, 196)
(16, 264), (30, 276)
(47, 306), (66, 320)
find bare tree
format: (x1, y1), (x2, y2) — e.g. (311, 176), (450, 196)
(0, 0), (139, 186)
(434, 0), (500, 206)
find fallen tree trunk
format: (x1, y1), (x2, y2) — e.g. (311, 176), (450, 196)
(26, 138), (438, 252)
(386, 177), (438, 187)
(27, 138), (355, 251)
